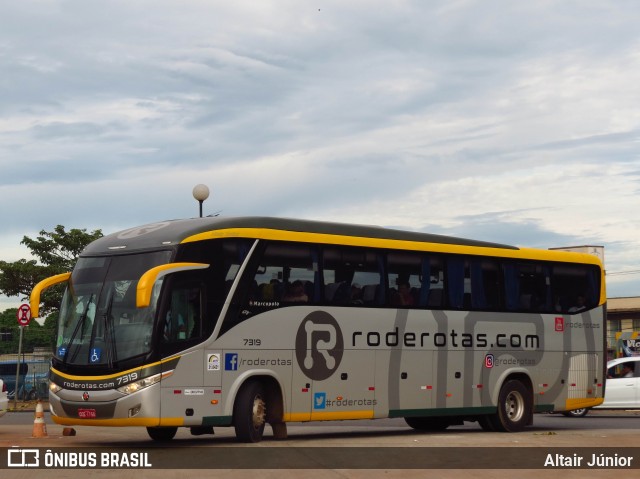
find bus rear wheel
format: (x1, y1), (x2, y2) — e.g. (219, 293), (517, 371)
(404, 417), (450, 431)
(146, 426), (177, 442)
(487, 379), (532, 432)
(234, 380), (267, 443)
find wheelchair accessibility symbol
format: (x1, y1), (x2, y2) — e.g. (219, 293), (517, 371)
(90, 348), (102, 363)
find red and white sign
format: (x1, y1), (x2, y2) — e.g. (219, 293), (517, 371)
(78, 408), (97, 419)
(17, 303), (31, 326)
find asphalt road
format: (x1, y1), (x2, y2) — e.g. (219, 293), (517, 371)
(2, 410), (640, 479)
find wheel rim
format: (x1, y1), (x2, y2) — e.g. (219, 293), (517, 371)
(505, 390), (525, 422)
(252, 395), (266, 429)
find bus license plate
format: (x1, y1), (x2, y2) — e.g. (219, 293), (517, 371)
(78, 408), (96, 419)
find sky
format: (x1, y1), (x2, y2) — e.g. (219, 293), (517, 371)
(1, 0), (640, 311)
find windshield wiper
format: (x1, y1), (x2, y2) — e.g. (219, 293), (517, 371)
(63, 293), (94, 365)
(102, 292), (117, 368)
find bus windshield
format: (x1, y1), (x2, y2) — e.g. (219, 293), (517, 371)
(56, 251), (172, 367)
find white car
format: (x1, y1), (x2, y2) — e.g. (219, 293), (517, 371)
(563, 356), (640, 417)
(0, 378), (8, 418)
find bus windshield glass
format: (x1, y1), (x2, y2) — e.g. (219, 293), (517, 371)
(56, 251), (172, 367)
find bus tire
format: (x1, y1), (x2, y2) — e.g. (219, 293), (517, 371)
(488, 379), (532, 432)
(404, 417), (450, 431)
(146, 426), (177, 441)
(234, 380), (267, 443)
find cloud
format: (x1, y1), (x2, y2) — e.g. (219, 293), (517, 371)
(1, 1), (640, 300)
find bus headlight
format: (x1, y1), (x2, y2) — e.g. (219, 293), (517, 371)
(49, 382), (62, 394)
(117, 373), (162, 395)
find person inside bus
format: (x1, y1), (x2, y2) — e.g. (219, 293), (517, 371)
(568, 294), (587, 313)
(350, 283), (363, 304)
(282, 280), (308, 302)
(392, 280), (415, 306)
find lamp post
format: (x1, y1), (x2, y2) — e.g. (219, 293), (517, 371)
(192, 184), (210, 218)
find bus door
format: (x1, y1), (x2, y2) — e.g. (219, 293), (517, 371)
(158, 278), (208, 426)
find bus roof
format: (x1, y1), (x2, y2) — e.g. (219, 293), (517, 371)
(82, 216), (518, 255)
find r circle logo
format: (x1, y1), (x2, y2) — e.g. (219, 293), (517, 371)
(295, 311), (344, 381)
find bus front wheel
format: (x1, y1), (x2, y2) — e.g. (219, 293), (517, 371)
(146, 426), (177, 442)
(488, 379), (532, 432)
(234, 380), (267, 443)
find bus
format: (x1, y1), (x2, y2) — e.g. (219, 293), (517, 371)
(30, 216), (606, 442)
(0, 359), (50, 400)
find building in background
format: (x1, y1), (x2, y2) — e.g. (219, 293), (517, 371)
(548, 245), (638, 359)
(607, 297), (640, 359)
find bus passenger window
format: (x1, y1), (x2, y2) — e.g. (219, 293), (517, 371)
(387, 251), (423, 308)
(163, 284), (202, 342)
(427, 260), (445, 308)
(503, 262), (551, 312)
(250, 242), (318, 305)
(282, 280), (309, 302)
(446, 257), (465, 309)
(469, 259), (502, 310)
(323, 246), (383, 306)
(551, 264), (600, 314)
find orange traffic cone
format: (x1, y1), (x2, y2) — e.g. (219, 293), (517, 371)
(32, 400), (48, 438)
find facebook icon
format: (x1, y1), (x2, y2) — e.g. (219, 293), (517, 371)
(225, 353), (239, 371)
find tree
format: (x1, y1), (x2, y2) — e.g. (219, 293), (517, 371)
(0, 225), (103, 316)
(0, 308), (59, 354)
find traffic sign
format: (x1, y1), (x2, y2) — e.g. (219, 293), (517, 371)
(17, 303), (31, 326)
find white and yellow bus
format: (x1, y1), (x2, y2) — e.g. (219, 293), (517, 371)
(31, 216), (606, 442)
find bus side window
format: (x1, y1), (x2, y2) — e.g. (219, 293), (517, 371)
(427, 259), (445, 308)
(224, 241), (319, 333)
(323, 246), (383, 306)
(469, 259), (502, 310)
(387, 251), (422, 308)
(162, 282), (202, 343)
(551, 264), (600, 314)
(446, 257), (465, 309)
(251, 242), (318, 305)
(503, 262), (550, 312)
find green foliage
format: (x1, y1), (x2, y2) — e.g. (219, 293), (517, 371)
(21, 225), (101, 271)
(0, 308), (56, 354)
(0, 225), (103, 319)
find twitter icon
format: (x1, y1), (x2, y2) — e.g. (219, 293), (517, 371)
(314, 392), (327, 409)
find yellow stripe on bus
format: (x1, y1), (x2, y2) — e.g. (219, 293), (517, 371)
(565, 398), (604, 410)
(51, 356), (180, 382)
(52, 416), (185, 427)
(284, 411), (375, 422)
